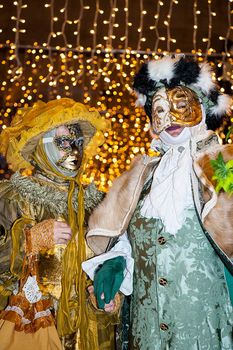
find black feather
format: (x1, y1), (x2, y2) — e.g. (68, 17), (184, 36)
(144, 98), (153, 122)
(206, 113), (223, 131)
(173, 57), (200, 85)
(206, 91), (225, 130)
(133, 63), (157, 96)
(208, 89), (220, 103)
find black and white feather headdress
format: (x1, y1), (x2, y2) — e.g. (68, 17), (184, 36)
(133, 55), (231, 130)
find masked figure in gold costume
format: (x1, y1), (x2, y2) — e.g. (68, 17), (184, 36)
(83, 56), (233, 350)
(0, 98), (116, 350)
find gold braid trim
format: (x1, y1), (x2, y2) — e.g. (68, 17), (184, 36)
(30, 219), (55, 254)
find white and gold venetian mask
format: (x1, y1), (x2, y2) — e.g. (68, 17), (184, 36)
(151, 86), (202, 134)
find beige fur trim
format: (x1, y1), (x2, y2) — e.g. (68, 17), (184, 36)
(193, 144), (220, 221)
(87, 154), (160, 254)
(194, 144), (233, 258)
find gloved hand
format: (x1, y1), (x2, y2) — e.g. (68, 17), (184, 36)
(94, 256), (126, 309)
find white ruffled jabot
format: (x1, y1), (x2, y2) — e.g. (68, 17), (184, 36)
(140, 135), (194, 235)
(140, 112), (210, 235)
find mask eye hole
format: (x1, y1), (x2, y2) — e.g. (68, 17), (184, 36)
(176, 102), (186, 109)
(75, 137), (84, 148)
(54, 136), (74, 151)
(176, 92), (186, 99)
(62, 140), (71, 148)
(156, 106), (164, 114)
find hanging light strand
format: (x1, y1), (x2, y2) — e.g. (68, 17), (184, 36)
(153, 0), (161, 52)
(44, 0), (55, 82)
(61, 0), (68, 48)
(165, 0), (174, 52)
(137, 0), (144, 51)
(53, 0), (69, 85)
(74, 0), (85, 84)
(76, 0), (84, 48)
(106, 0), (117, 48)
(102, 0), (117, 91)
(193, 0), (198, 53)
(225, 0), (232, 57)
(205, 0), (212, 57)
(91, 0), (99, 54)
(0, 3), (3, 33)
(11, 0), (24, 80)
(124, 0), (129, 50)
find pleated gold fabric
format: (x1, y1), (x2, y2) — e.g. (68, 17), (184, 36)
(0, 320), (62, 350)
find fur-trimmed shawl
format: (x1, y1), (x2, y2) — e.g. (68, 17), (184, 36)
(87, 143), (233, 263)
(87, 155), (159, 254)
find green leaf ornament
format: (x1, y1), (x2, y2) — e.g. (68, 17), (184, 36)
(210, 152), (233, 194)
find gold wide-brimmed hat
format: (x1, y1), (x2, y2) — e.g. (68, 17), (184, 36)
(0, 98), (110, 171)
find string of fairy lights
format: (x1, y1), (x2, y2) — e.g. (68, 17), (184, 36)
(0, 0), (233, 189)
(152, 0), (161, 52)
(193, 0), (198, 53)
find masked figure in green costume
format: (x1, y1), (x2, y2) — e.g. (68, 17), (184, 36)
(83, 56), (233, 350)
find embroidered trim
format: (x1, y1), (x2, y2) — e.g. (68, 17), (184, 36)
(10, 172), (104, 217)
(5, 305), (52, 324)
(22, 317), (31, 325)
(34, 308), (51, 319)
(5, 305), (24, 317)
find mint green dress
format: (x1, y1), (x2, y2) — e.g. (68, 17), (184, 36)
(127, 193), (233, 350)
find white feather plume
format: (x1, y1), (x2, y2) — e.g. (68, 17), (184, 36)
(147, 56), (178, 83)
(209, 94), (232, 116)
(192, 62), (215, 95)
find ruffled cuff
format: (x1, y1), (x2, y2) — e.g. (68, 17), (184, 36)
(82, 232), (134, 295)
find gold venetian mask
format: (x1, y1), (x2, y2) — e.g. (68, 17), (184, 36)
(54, 125), (84, 172)
(151, 86), (202, 134)
(35, 124), (84, 178)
